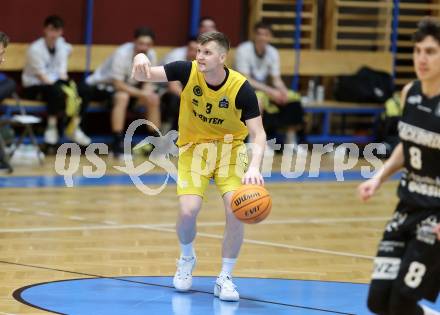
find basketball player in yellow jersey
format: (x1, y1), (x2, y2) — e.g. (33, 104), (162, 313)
(132, 31), (266, 301)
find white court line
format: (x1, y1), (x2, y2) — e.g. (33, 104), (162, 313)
(0, 225), (147, 233)
(6, 207), (23, 213)
(240, 268), (324, 276)
(0, 223), (374, 260)
(36, 211), (54, 217)
(67, 216), (85, 221)
(362, 227), (384, 232)
(0, 216), (384, 261)
(263, 216), (388, 225)
(0, 312), (18, 315)
(0, 216), (388, 233)
(142, 225), (375, 260)
(90, 216), (389, 229)
(239, 268), (326, 276)
(102, 220), (118, 225)
(2, 204), (388, 228)
(188, 216), (390, 227)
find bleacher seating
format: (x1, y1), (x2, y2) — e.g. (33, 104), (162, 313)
(0, 43), (393, 143)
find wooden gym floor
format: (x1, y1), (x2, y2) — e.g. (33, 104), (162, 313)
(0, 153), (413, 314)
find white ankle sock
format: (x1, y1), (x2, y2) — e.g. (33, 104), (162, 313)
(220, 258), (237, 277)
(47, 116), (57, 128)
(180, 242), (195, 258)
(286, 130), (297, 145)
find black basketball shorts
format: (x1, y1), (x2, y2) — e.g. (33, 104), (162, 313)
(371, 201), (440, 302)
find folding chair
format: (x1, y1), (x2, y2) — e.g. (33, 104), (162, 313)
(0, 93), (44, 172)
(0, 126), (12, 173)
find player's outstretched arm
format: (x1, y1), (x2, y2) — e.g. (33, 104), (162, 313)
(358, 142), (404, 201)
(358, 82), (412, 202)
(131, 53), (168, 82)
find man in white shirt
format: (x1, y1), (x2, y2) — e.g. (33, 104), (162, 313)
(235, 22), (305, 150)
(22, 15), (90, 146)
(161, 37), (198, 66)
(165, 16), (216, 62)
(161, 17), (216, 68)
(199, 16), (217, 34)
(80, 27), (160, 158)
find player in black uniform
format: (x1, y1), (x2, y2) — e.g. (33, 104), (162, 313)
(358, 17), (440, 315)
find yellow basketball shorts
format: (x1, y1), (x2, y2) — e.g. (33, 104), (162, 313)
(177, 140), (249, 197)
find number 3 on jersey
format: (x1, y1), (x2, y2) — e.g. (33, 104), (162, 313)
(206, 103), (212, 114)
(409, 146), (422, 170)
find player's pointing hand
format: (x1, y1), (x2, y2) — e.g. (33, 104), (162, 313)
(131, 53), (151, 81)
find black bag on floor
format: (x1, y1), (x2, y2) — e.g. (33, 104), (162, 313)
(334, 66), (393, 103)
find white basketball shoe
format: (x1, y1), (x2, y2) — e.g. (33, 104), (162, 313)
(214, 274), (239, 301)
(173, 256), (196, 291)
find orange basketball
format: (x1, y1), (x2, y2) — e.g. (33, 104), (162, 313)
(231, 185), (272, 224)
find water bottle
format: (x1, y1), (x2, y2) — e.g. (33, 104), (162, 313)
(316, 85), (325, 103)
(307, 80), (315, 102)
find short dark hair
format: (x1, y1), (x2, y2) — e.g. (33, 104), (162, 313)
(197, 31), (230, 52)
(413, 16), (440, 44)
(44, 15), (64, 29)
(254, 21), (272, 33)
(199, 16), (215, 27)
(0, 32), (9, 47)
(134, 26), (155, 41)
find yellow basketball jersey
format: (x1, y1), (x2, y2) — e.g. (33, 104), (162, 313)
(177, 61), (249, 146)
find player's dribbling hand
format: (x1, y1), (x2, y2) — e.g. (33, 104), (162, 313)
(357, 177), (381, 201)
(242, 166), (264, 186)
(131, 53), (151, 81)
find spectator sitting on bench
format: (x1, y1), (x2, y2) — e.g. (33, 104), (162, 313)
(198, 16), (217, 34)
(162, 16), (216, 66)
(79, 26), (160, 159)
(234, 22), (305, 151)
(0, 31), (13, 173)
(0, 72), (15, 103)
(22, 15), (90, 146)
(0, 31), (16, 103)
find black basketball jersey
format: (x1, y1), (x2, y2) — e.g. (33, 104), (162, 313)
(397, 80), (440, 208)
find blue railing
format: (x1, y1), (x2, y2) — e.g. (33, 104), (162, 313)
(291, 0), (303, 91)
(84, 0), (94, 78)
